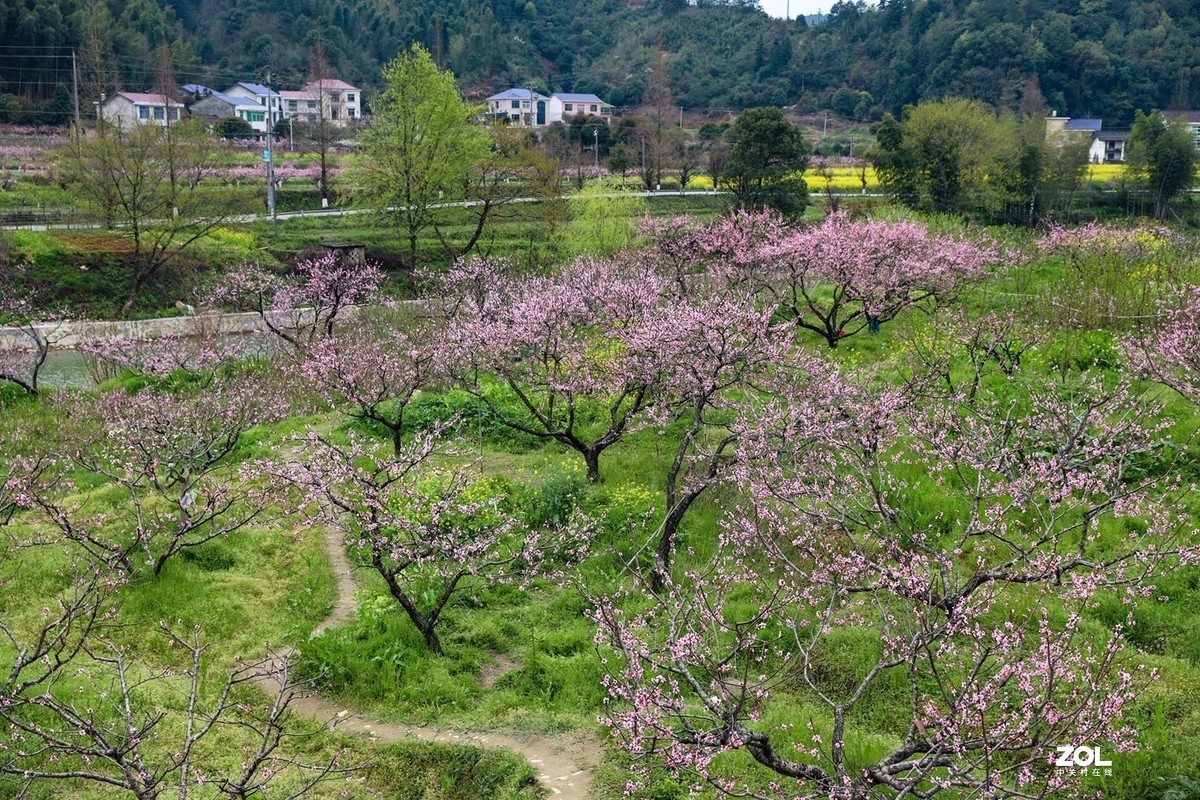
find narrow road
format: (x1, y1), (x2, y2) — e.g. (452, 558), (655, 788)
(0, 189), (735, 231)
(255, 523), (603, 799)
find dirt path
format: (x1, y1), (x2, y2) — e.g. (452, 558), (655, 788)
(257, 526), (603, 799)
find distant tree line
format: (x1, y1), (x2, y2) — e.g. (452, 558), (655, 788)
(873, 97), (1197, 222)
(4, 0), (1200, 123)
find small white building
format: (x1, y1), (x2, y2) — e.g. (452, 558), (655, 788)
(300, 79), (362, 126)
(100, 92), (185, 129)
(549, 93), (614, 124)
(225, 82), (282, 119)
(487, 88), (551, 126)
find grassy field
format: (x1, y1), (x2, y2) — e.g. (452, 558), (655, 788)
(5, 188), (1200, 798)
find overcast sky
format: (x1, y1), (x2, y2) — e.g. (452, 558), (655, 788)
(757, 0), (838, 19)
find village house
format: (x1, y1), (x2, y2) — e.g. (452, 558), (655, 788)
(487, 88), (614, 128)
(280, 89), (321, 124)
(298, 80), (362, 125)
(548, 93), (614, 123)
(99, 92), (185, 129)
(1163, 111), (1200, 150)
(224, 82), (282, 118)
(1044, 113), (1128, 163)
(189, 90), (273, 134)
(487, 88), (551, 126)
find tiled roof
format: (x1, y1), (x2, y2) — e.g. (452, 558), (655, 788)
(234, 82), (276, 96)
(488, 88), (550, 101)
(112, 92), (184, 107)
(554, 93), (607, 104)
(303, 80), (359, 92)
(199, 91), (262, 109)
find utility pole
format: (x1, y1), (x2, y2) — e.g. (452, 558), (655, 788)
(71, 50), (81, 144)
(679, 105), (683, 128)
(593, 128), (599, 168)
(266, 69), (277, 230)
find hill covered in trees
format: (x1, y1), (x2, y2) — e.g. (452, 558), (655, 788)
(2, 0), (1198, 125)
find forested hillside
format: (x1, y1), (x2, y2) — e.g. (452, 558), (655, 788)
(2, 0), (1198, 124)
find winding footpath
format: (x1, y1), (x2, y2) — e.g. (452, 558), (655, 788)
(256, 525), (603, 799)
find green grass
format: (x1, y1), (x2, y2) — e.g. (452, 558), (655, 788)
(8, 208), (1200, 799)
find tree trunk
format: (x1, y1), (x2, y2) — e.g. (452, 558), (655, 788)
(418, 622), (443, 655)
(384, 576), (444, 654)
(389, 422), (404, 458)
(584, 448), (601, 483)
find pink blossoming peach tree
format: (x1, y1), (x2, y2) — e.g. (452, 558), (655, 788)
(590, 361), (1198, 799)
(288, 428), (598, 654)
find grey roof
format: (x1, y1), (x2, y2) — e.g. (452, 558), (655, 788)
(1064, 118), (1102, 132)
(488, 88), (549, 101)
(181, 83), (210, 95)
(235, 82), (274, 96)
(554, 93), (607, 104)
(191, 91), (264, 117)
(1096, 130), (1129, 141)
(1164, 110), (1200, 124)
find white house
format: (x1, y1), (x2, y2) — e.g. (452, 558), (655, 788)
(548, 93), (614, 124)
(1044, 114), (1127, 164)
(299, 79), (362, 125)
(225, 82), (282, 118)
(100, 92), (185, 129)
(486, 88), (615, 127)
(487, 88), (551, 127)
(281, 89), (321, 123)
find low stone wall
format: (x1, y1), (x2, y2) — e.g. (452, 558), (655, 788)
(0, 308), (322, 351)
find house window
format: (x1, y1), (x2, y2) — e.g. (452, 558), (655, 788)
(346, 93), (355, 102)
(307, 101), (316, 109)
(602, 106), (613, 116)
(589, 104), (597, 112)
(288, 101), (297, 111)
(138, 106), (149, 119)
(348, 109), (356, 118)
(564, 103), (573, 112)
(331, 108), (339, 119)
(153, 106), (164, 120)
(247, 111), (264, 123)
(511, 100), (520, 109)
(522, 100), (530, 109)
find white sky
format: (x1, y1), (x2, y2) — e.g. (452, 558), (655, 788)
(757, 0), (838, 18)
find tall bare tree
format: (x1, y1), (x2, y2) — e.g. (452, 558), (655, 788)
(636, 50), (680, 190)
(307, 36), (337, 205)
(77, 0), (120, 117)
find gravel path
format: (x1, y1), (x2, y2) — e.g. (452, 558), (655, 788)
(255, 523), (603, 799)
